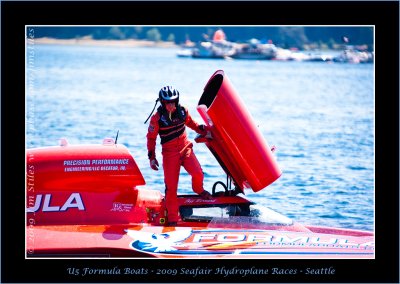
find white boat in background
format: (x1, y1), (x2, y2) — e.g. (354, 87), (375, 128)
(231, 39), (278, 60)
(274, 47), (294, 61)
(333, 49), (373, 63)
(176, 48), (193, 58)
(192, 40), (236, 59)
(191, 29), (237, 59)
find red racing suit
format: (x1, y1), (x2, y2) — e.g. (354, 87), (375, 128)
(146, 105), (206, 223)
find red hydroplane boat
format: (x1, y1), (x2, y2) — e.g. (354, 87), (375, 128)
(26, 70), (374, 258)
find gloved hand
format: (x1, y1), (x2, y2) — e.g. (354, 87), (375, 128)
(148, 150), (159, 171)
(198, 124), (209, 136)
(150, 158), (159, 171)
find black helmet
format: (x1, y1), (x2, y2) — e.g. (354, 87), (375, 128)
(159, 86), (179, 104)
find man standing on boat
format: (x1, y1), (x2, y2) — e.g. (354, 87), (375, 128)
(146, 86), (212, 226)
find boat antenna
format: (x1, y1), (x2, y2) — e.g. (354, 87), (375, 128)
(115, 130), (119, 144)
(144, 98), (160, 124)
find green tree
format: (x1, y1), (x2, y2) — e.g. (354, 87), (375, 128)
(109, 27), (125, 39)
(278, 27), (308, 49)
(132, 26), (143, 39)
(146, 28), (162, 42)
(167, 33), (175, 42)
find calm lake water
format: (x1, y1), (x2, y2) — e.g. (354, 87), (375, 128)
(26, 44), (374, 231)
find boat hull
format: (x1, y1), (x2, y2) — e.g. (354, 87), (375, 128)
(27, 223), (374, 258)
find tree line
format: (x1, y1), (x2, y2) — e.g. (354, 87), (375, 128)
(32, 26), (374, 50)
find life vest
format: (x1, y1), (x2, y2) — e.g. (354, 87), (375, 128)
(157, 105), (187, 144)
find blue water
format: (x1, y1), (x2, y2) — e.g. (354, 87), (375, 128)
(26, 44), (374, 232)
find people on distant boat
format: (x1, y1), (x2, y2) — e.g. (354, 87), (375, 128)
(146, 86), (212, 226)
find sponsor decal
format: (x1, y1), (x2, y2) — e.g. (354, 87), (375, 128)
(126, 229), (192, 253)
(126, 229), (375, 256)
(110, 202), (133, 212)
(184, 198), (217, 204)
(26, 193), (85, 213)
(63, 159), (129, 172)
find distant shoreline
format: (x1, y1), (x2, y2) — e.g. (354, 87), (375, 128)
(33, 37), (179, 48)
